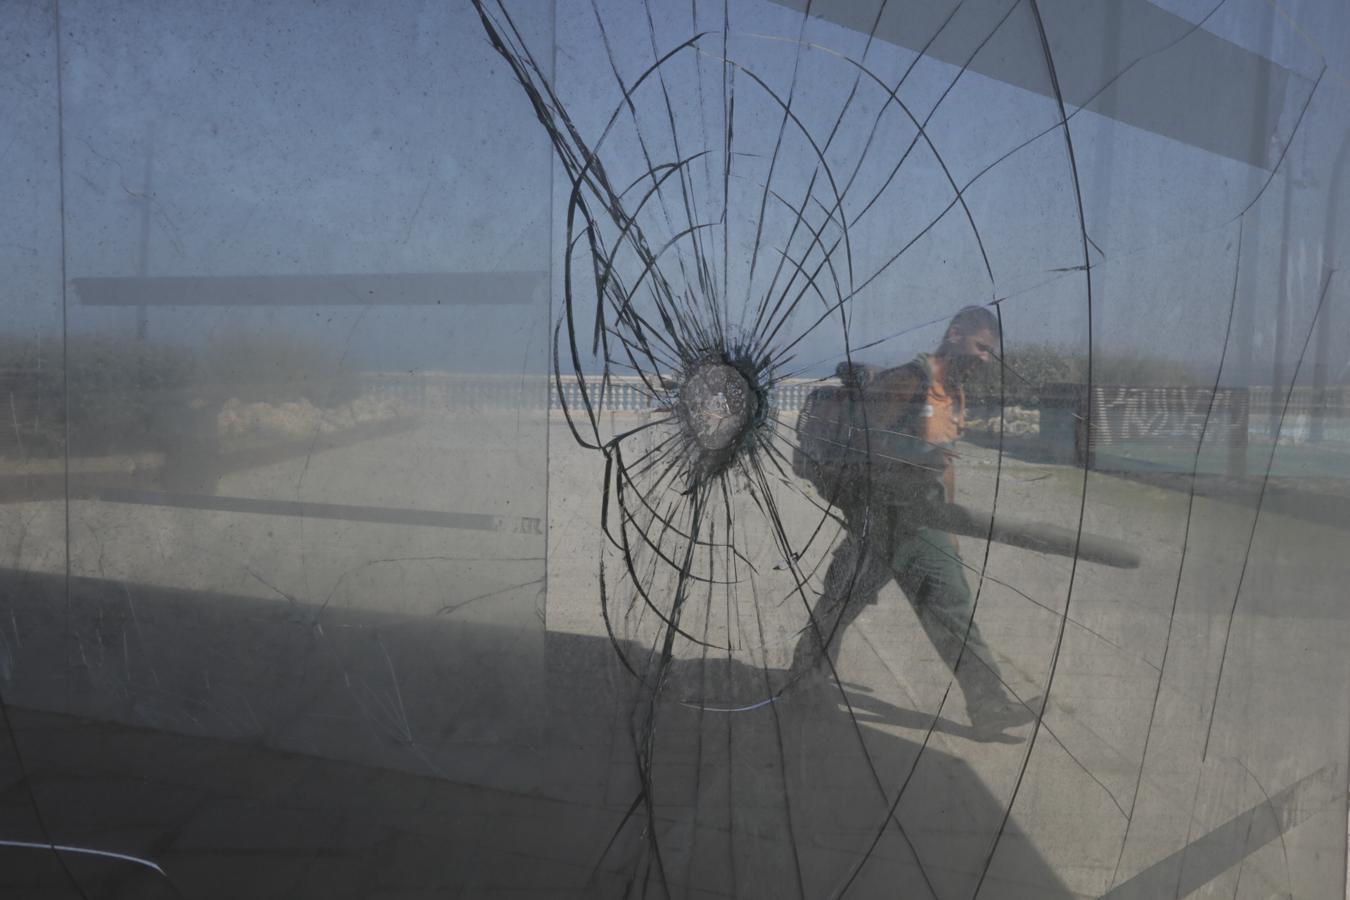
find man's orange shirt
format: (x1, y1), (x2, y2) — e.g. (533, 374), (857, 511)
(921, 373), (965, 448)
(865, 354), (966, 502)
(921, 363), (964, 502)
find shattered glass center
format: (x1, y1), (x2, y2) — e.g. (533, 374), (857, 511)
(677, 361), (758, 453)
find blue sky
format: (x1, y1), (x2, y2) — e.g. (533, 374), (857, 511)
(2, 0), (1348, 384)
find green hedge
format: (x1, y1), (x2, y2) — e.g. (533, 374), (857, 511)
(965, 341), (1201, 408)
(1, 335), (361, 457)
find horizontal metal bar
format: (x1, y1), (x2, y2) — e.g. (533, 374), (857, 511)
(72, 271), (547, 306)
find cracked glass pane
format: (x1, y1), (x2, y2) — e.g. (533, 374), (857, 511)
(2, 0), (1349, 897)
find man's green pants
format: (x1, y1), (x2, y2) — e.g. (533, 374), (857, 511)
(791, 508), (1014, 715)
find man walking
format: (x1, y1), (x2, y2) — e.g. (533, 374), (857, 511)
(791, 306), (1036, 739)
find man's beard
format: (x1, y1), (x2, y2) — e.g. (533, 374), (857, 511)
(948, 352), (982, 381)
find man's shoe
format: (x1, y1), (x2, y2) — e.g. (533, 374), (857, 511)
(969, 696), (1041, 740)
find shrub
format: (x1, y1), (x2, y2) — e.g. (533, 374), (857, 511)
(966, 341), (1202, 409)
(0, 333), (363, 457)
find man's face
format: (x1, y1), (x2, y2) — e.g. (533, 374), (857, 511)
(947, 326), (997, 372)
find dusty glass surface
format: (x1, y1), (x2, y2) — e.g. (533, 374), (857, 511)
(2, 0), (1349, 897)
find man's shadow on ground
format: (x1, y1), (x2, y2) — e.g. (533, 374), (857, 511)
(0, 562), (1075, 900)
(561, 636), (1076, 900)
(827, 678), (1024, 745)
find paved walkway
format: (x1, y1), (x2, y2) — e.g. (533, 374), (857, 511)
(0, 416), (1344, 897)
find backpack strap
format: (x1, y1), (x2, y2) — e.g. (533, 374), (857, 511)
(873, 360), (930, 432)
(858, 359), (946, 486)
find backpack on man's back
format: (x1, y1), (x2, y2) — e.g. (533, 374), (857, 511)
(791, 366), (872, 503)
(791, 361), (943, 508)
